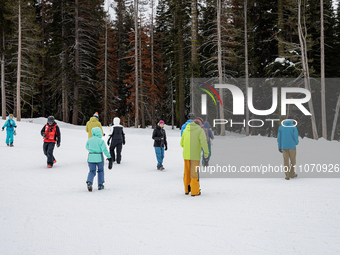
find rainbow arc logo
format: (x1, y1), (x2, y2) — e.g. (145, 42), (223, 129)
(197, 82), (223, 107)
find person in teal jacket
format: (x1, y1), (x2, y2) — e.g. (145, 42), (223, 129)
(86, 127), (113, 192)
(277, 116), (299, 180)
(2, 114), (17, 147)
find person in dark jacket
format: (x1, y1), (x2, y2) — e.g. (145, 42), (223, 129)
(107, 117), (125, 167)
(40, 116), (61, 168)
(152, 120), (168, 170)
(277, 115), (299, 180)
(202, 121), (214, 166)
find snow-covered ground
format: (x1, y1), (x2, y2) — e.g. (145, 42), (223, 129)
(1, 117), (339, 255)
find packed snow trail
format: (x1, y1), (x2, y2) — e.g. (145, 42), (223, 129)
(0, 118), (339, 255)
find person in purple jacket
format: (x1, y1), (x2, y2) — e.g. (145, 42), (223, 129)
(277, 116), (299, 180)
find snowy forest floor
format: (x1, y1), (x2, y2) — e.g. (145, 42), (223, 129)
(0, 118), (339, 255)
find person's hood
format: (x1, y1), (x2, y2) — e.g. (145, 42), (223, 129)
(203, 121), (210, 128)
(113, 117), (121, 126)
(90, 117), (99, 123)
(186, 122), (201, 132)
(91, 127), (102, 138)
(282, 119), (294, 126)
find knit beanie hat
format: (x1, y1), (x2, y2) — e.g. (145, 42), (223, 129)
(159, 120), (165, 125)
(93, 112), (99, 119)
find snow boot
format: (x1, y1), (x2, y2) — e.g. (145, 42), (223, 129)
(98, 184), (104, 190)
(10, 143), (13, 147)
(47, 164), (52, 168)
(87, 182), (93, 192)
(6, 143), (9, 146)
(185, 185), (191, 195)
(108, 160), (113, 169)
(191, 190), (201, 197)
(291, 173), (298, 178)
(53, 159), (57, 164)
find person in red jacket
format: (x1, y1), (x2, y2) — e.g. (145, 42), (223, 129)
(40, 116), (61, 168)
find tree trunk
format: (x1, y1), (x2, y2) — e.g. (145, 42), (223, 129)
(1, 30), (6, 120)
(244, 0), (249, 136)
(134, 0), (139, 128)
(331, 94), (340, 140)
(150, 0), (155, 129)
(297, 0), (318, 139)
(320, 0), (327, 139)
(278, 0), (284, 57)
(178, 3), (185, 126)
(139, 29), (145, 128)
(62, 1), (69, 123)
(72, 0), (79, 125)
(104, 14), (108, 126)
(217, 0), (225, 136)
(16, 0), (22, 121)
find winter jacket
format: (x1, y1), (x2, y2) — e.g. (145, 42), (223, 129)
(203, 121), (214, 142)
(180, 119), (194, 136)
(277, 120), (299, 149)
(181, 122), (209, 160)
(108, 117), (125, 146)
(40, 122), (61, 144)
(2, 119), (16, 131)
(86, 117), (104, 139)
(86, 127), (111, 163)
(152, 124), (167, 149)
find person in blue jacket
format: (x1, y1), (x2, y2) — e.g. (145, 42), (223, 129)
(86, 127), (113, 192)
(277, 116), (299, 180)
(180, 113), (196, 136)
(2, 114), (17, 147)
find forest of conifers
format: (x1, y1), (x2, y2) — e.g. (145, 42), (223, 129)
(1, 0), (340, 140)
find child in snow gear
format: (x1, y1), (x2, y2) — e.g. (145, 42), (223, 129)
(152, 120), (168, 170)
(180, 113), (196, 136)
(107, 117), (125, 165)
(2, 114), (17, 147)
(86, 127), (112, 192)
(86, 112), (104, 139)
(181, 118), (209, 196)
(277, 116), (299, 180)
(202, 121), (214, 166)
(40, 116), (61, 168)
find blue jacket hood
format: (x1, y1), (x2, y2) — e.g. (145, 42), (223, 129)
(91, 127), (103, 138)
(203, 121), (210, 128)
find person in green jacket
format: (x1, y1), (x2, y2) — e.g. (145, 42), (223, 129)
(86, 112), (104, 139)
(180, 118), (209, 196)
(86, 127), (113, 192)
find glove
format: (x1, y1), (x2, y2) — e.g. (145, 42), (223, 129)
(1, 127), (3, 131)
(14, 126), (17, 128)
(279, 148), (282, 153)
(103, 133), (105, 136)
(165, 145), (168, 151)
(42, 133), (46, 137)
(123, 140), (125, 145)
(57, 142), (60, 148)
(107, 158), (113, 170)
(107, 140), (110, 146)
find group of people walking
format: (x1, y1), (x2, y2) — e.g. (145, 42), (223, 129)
(2, 110), (299, 194)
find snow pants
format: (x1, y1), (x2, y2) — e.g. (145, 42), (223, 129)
(183, 159), (200, 195)
(283, 149), (296, 178)
(5, 130), (14, 145)
(155, 147), (164, 167)
(87, 159), (105, 185)
(110, 140), (123, 163)
(43, 142), (56, 166)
